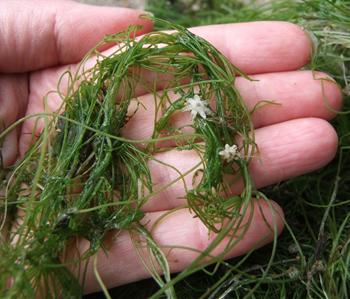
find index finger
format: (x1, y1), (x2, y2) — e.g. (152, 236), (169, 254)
(190, 21), (313, 74)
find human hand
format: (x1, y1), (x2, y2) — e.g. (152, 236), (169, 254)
(0, 0), (342, 295)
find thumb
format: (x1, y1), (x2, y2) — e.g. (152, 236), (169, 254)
(0, 0), (153, 73)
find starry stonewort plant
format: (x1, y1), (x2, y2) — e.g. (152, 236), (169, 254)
(0, 18), (259, 298)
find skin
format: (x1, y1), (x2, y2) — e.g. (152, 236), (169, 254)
(0, 0), (343, 294)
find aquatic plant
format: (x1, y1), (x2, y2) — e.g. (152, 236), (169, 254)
(0, 19), (262, 298)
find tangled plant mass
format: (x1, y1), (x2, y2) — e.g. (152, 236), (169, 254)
(0, 19), (266, 298)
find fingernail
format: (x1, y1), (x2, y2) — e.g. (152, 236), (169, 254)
(304, 29), (319, 57)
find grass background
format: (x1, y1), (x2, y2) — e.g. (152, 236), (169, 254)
(84, 0), (350, 298)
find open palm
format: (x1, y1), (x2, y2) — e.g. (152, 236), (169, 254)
(0, 0), (342, 294)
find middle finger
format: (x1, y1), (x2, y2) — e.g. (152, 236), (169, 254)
(122, 70), (342, 141)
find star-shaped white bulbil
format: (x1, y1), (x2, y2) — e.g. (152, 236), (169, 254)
(183, 94), (212, 120)
(219, 144), (240, 162)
